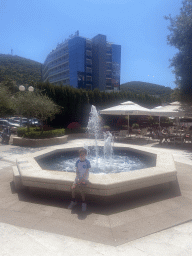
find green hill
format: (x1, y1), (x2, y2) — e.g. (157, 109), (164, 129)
(0, 55), (173, 103)
(120, 81), (173, 99)
(0, 54), (42, 85)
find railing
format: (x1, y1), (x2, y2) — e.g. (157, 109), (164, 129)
(86, 50), (92, 57)
(86, 76), (92, 82)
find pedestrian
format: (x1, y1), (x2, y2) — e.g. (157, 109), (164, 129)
(157, 127), (163, 144)
(2, 126), (11, 144)
(68, 148), (91, 212)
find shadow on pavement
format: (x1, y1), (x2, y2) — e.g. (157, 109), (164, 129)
(13, 179), (181, 216)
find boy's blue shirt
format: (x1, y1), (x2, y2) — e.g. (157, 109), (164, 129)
(75, 159), (91, 182)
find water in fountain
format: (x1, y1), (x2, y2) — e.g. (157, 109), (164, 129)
(104, 131), (113, 160)
(87, 105), (101, 168)
(38, 105), (151, 173)
(38, 147), (149, 174)
(86, 105), (114, 172)
(103, 131), (113, 170)
(85, 105), (145, 173)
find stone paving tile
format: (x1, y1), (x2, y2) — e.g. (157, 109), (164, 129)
(0, 208), (45, 229)
(181, 191), (192, 201)
(33, 216), (114, 245)
(128, 235), (191, 256)
(0, 197), (20, 210)
(133, 201), (173, 218)
(1, 224), (56, 256)
(18, 226), (151, 256)
(108, 209), (143, 228)
(0, 185), (13, 196)
(168, 203), (192, 221)
(52, 206), (111, 228)
(166, 233), (192, 254)
(0, 161), (13, 169)
(160, 196), (192, 209)
(20, 202), (59, 217)
(7, 201), (32, 212)
(173, 221), (192, 235)
(111, 211), (182, 246)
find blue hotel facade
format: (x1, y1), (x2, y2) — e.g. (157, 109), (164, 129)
(43, 32), (121, 91)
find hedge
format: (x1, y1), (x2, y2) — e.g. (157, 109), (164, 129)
(17, 127), (65, 139)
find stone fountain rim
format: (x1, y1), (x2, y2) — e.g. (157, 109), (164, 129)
(13, 143), (177, 195)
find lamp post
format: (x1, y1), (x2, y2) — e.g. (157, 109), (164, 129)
(19, 85), (34, 92)
(18, 85), (34, 127)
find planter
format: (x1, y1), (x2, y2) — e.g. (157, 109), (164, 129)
(12, 135), (68, 147)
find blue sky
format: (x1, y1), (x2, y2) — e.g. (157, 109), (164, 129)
(0, 0), (182, 88)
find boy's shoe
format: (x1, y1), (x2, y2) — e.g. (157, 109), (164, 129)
(68, 201), (77, 209)
(82, 202), (87, 212)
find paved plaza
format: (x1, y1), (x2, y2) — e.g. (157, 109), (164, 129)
(0, 138), (192, 255)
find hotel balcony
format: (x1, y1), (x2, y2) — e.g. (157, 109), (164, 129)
(86, 59), (92, 66)
(86, 40), (92, 50)
(86, 76), (92, 82)
(86, 50), (92, 58)
(86, 67), (92, 74)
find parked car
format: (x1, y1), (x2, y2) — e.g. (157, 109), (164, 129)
(30, 118), (42, 127)
(6, 116), (42, 130)
(0, 118), (23, 133)
(8, 121), (21, 133)
(21, 118), (28, 126)
(8, 117), (33, 127)
(9, 117), (20, 123)
(0, 120), (9, 131)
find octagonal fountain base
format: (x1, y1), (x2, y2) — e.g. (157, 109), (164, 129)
(12, 142), (177, 198)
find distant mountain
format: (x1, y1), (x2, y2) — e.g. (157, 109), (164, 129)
(0, 54), (42, 85)
(0, 55), (173, 103)
(121, 81), (172, 96)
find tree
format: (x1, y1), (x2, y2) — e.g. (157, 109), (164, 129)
(0, 83), (14, 117)
(1, 78), (19, 94)
(165, 0), (192, 102)
(12, 91), (61, 131)
(171, 88), (181, 101)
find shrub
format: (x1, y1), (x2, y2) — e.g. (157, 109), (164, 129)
(17, 127), (27, 137)
(132, 123), (139, 129)
(65, 127), (86, 134)
(17, 127), (65, 139)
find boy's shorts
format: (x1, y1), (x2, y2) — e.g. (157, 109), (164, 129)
(73, 183), (86, 191)
(72, 181), (88, 190)
(71, 182), (88, 200)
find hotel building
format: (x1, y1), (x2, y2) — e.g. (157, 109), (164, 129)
(43, 32), (121, 91)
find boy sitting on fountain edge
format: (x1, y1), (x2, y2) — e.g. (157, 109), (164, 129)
(68, 148), (91, 212)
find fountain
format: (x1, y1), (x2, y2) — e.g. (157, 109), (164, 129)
(37, 105), (152, 174)
(13, 105), (177, 197)
(84, 106), (151, 173)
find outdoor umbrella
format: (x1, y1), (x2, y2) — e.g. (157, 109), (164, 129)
(100, 101), (151, 135)
(150, 101), (186, 128)
(150, 102), (185, 117)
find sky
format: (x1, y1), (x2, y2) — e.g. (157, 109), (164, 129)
(0, 0), (183, 89)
